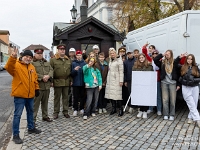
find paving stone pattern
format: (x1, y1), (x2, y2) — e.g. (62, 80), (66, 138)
(21, 88), (200, 150)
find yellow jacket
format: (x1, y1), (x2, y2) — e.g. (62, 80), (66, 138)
(5, 56), (39, 98)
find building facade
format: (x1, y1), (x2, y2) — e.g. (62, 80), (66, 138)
(0, 30), (20, 62)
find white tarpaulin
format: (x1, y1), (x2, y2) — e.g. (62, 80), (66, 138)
(131, 71), (157, 106)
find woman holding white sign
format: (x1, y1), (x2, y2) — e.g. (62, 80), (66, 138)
(132, 53), (153, 119)
(178, 54), (200, 127)
(105, 48), (124, 117)
(154, 50), (181, 121)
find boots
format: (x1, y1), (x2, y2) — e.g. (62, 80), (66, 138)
(110, 100), (116, 115)
(118, 101), (124, 117)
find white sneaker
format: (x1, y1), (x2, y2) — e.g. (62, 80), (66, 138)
(99, 109), (102, 114)
(197, 121), (200, 128)
(147, 110), (153, 114)
(137, 111), (143, 118)
(83, 116), (87, 120)
(92, 113), (96, 117)
(142, 112), (147, 119)
(102, 108), (107, 113)
(164, 116), (168, 120)
(128, 107), (133, 113)
(80, 109), (84, 114)
(73, 110), (77, 116)
(169, 116), (174, 121)
(157, 111), (162, 116)
(188, 118), (193, 124)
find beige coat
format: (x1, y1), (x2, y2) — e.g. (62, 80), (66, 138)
(105, 58), (124, 100)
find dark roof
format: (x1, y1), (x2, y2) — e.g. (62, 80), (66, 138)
(0, 39), (8, 46)
(0, 30), (10, 35)
(55, 16), (123, 40)
(23, 44), (49, 50)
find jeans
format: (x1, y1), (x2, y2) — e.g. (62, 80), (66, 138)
(149, 82), (162, 112)
(84, 87), (99, 116)
(161, 82), (176, 116)
(98, 88), (107, 109)
(13, 97), (34, 136)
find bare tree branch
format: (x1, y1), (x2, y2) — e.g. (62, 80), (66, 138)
(173, 0), (183, 12)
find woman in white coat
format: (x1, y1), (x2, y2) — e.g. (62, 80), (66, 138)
(105, 48), (124, 116)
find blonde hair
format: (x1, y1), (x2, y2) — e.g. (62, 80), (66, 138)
(85, 52), (95, 64)
(163, 50), (174, 74)
(109, 47), (116, 58)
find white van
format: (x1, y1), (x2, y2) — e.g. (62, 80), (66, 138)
(123, 10), (200, 64)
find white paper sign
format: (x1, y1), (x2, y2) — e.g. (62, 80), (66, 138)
(131, 71), (157, 106)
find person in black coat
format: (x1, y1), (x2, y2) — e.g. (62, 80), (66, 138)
(71, 50), (86, 116)
(124, 51), (136, 112)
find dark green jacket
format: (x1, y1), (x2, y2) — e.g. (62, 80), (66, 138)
(32, 57), (53, 90)
(50, 53), (72, 87)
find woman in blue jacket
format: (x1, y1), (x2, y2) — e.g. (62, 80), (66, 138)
(82, 58), (102, 120)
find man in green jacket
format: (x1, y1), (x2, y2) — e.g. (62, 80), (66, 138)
(32, 48), (53, 123)
(50, 44), (72, 119)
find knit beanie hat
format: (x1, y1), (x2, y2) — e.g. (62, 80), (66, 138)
(22, 50), (33, 58)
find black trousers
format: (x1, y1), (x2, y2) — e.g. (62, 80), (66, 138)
(73, 86), (85, 111)
(98, 88), (107, 109)
(139, 106), (148, 112)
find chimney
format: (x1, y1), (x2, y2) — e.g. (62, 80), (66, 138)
(80, 0), (87, 22)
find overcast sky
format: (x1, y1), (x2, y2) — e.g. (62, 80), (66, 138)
(0, 0), (74, 51)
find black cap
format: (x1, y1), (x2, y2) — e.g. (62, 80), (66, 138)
(22, 50), (33, 58)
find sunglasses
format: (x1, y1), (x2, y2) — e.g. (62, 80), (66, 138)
(58, 48), (65, 50)
(152, 53), (158, 55)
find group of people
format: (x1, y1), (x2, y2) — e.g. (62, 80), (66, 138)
(5, 42), (200, 144)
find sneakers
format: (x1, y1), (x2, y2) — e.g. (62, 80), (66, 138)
(80, 109), (84, 114)
(128, 107), (133, 113)
(147, 110), (153, 114)
(13, 135), (23, 144)
(142, 112), (147, 119)
(73, 110), (78, 116)
(169, 116), (174, 121)
(83, 116), (87, 120)
(99, 109), (102, 114)
(102, 108), (107, 113)
(137, 111), (143, 118)
(164, 116), (168, 120)
(92, 113), (96, 117)
(188, 118), (193, 124)
(28, 128), (41, 134)
(157, 111), (162, 116)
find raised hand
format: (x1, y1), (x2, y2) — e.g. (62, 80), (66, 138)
(82, 50), (86, 54)
(11, 48), (18, 58)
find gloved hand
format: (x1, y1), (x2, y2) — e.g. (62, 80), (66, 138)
(35, 90), (40, 97)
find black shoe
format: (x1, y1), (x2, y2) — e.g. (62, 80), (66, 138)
(118, 108), (124, 117)
(28, 128), (42, 134)
(110, 108), (117, 115)
(13, 135), (23, 144)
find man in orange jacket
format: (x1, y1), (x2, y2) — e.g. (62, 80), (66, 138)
(5, 49), (41, 144)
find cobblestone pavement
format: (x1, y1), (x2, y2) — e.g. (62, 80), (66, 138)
(20, 88), (200, 150)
